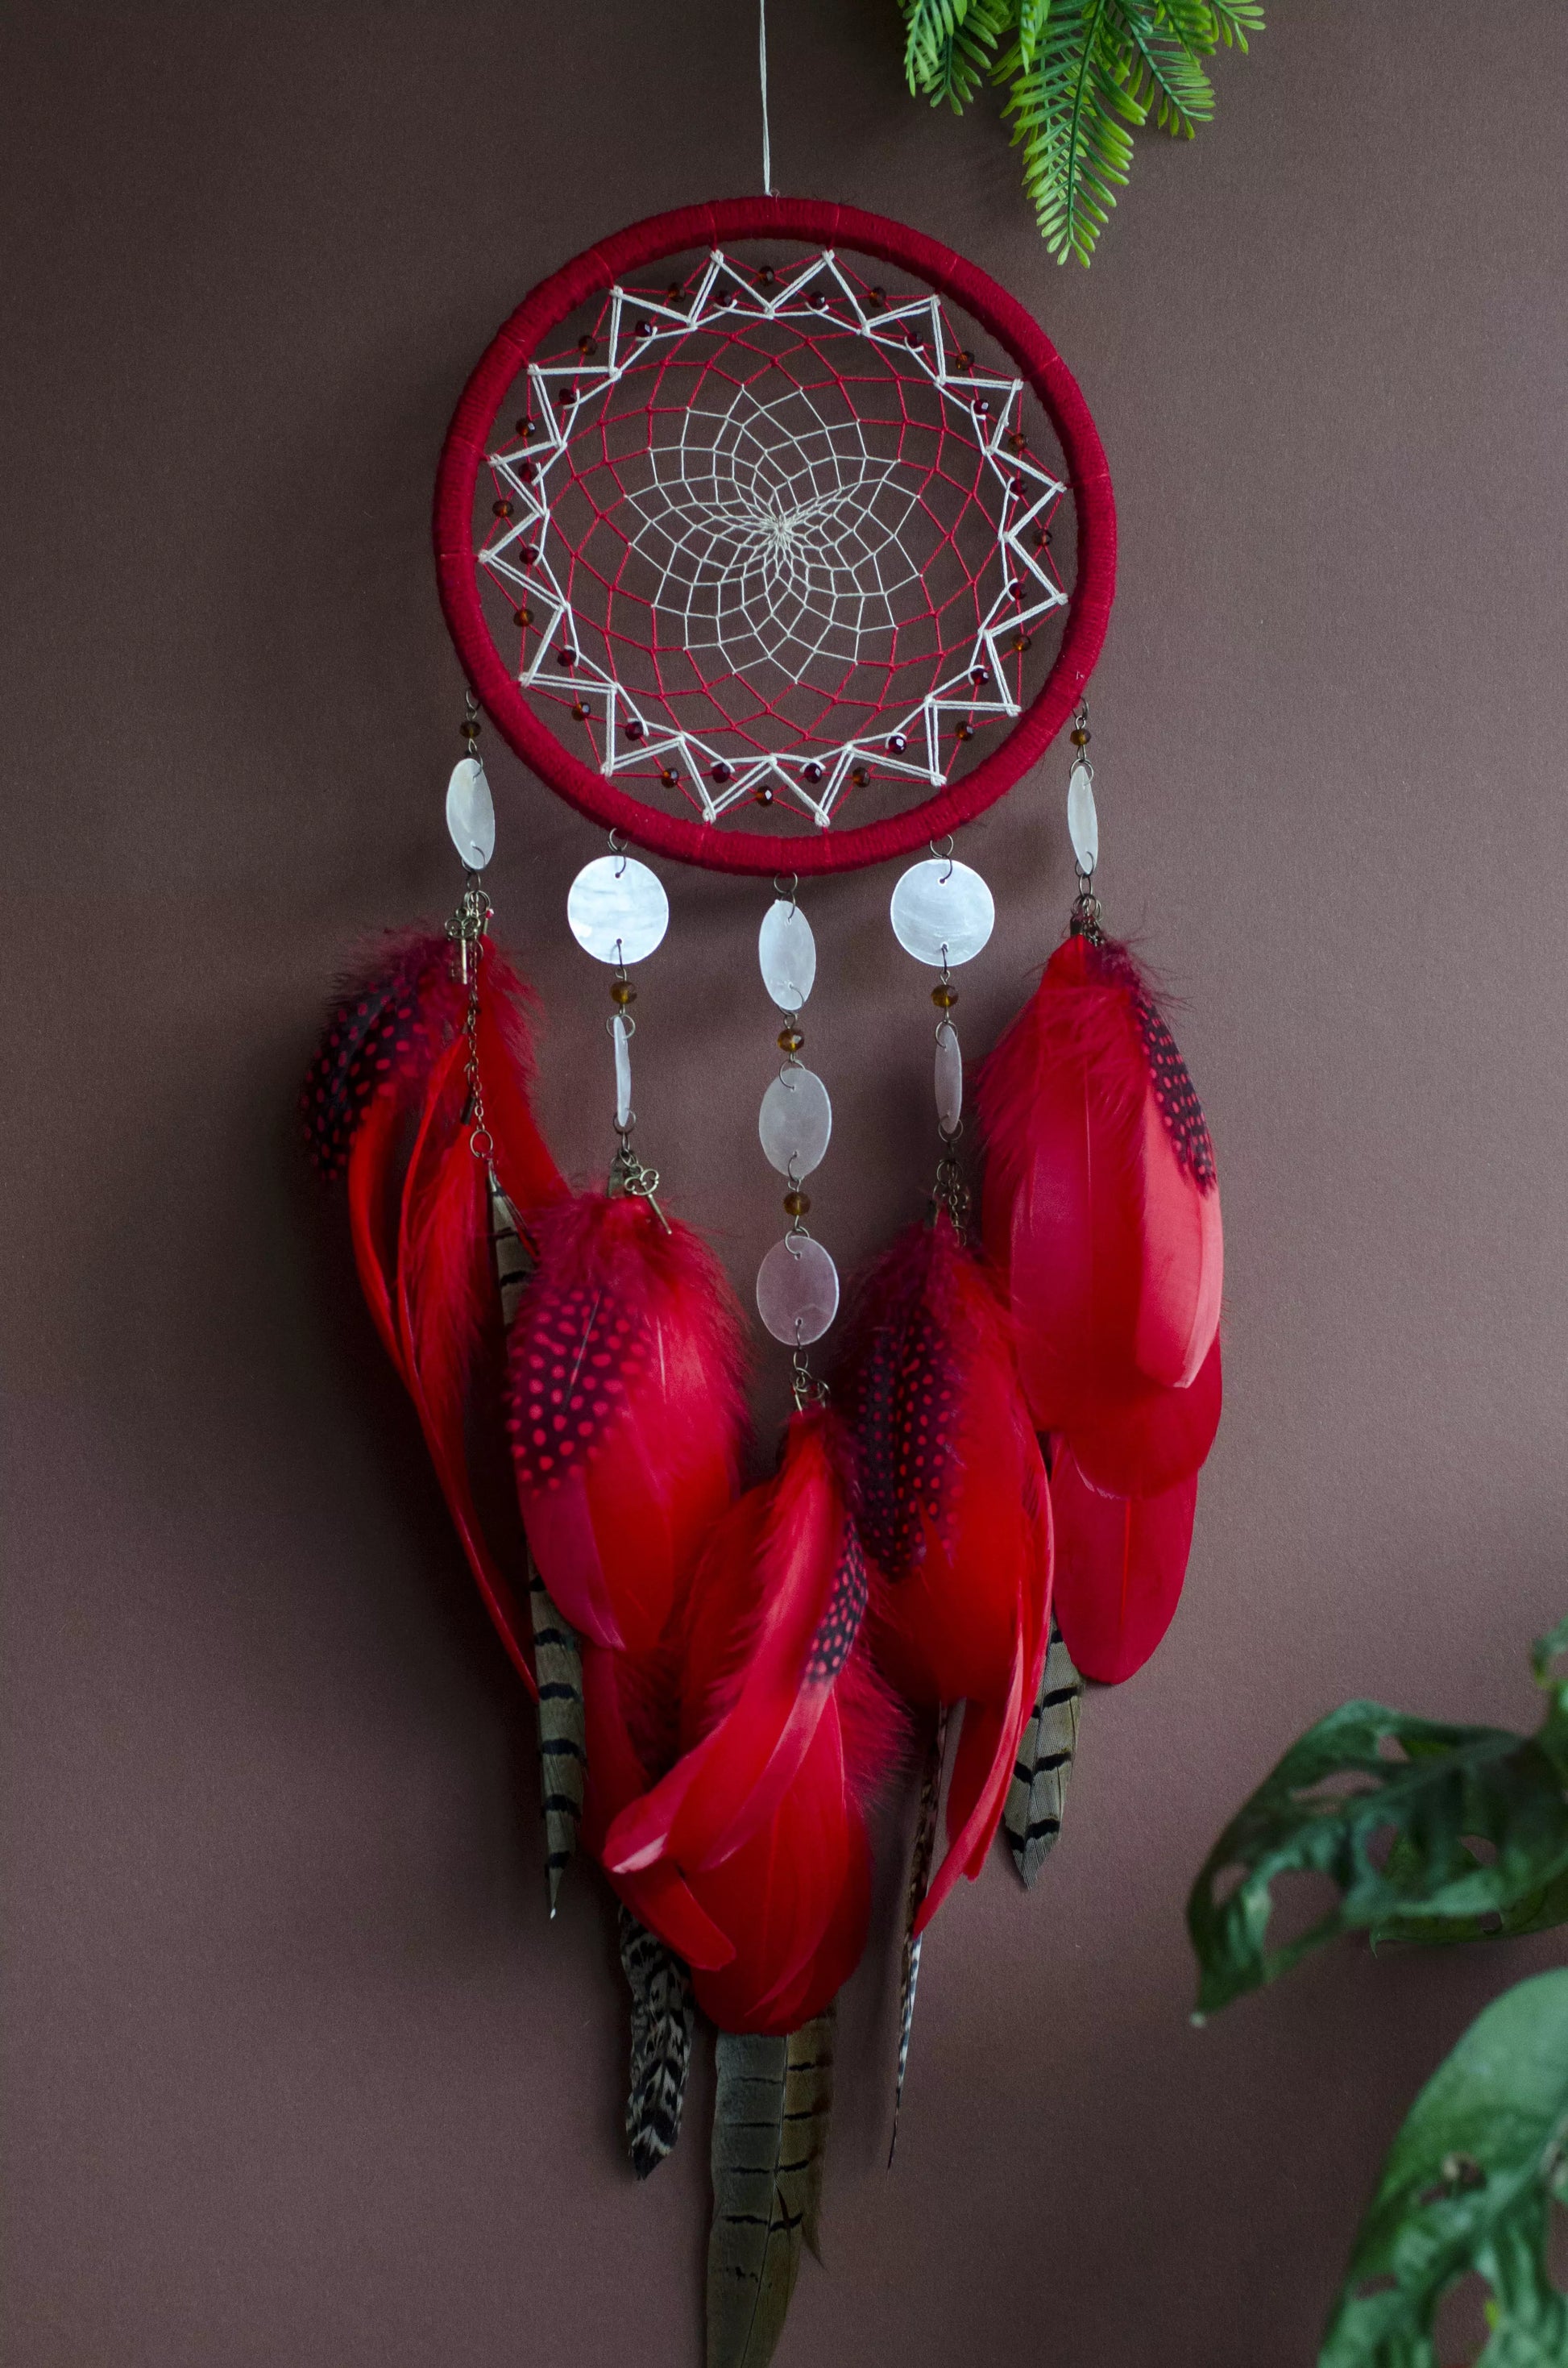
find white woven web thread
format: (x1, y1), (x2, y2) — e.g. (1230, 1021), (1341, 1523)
(480, 247), (1069, 829)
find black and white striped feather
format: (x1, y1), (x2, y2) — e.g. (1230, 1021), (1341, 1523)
(1003, 1614), (1082, 1886)
(527, 1557), (584, 1915)
(619, 1905), (695, 2180)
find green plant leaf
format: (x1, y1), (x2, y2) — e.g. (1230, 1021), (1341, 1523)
(1204, 0), (1264, 50)
(1319, 1968), (1568, 2368)
(1110, 2), (1215, 136)
(903, 0), (1009, 109)
(1187, 1624), (1568, 2016)
(1000, 0), (1147, 264)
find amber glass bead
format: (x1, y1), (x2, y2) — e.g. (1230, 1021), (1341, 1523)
(610, 978), (637, 1007)
(782, 1190), (811, 1219)
(571, 700), (591, 721)
(755, 786), (774, 807)
(492, 497), (514, 519)
(514, 416), (533, 438)
(513, 604), (533, 628)
(778, 1026), (804, 1053)
(1010, 634), (1032, 656)
(850, 766), (869, 789)
(931, 983), (958, 1010)
(460, 719), (480, 742)
(955, 722), (974, 742)
(660, 766), (679, 788)
(1070, 727), (1090, 748)
(579, 335), (598, 358)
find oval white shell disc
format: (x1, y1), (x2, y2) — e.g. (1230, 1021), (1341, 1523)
(446, 757), (496, 870)
(759, 1067), (832, 1178)
(612, 1013), (633, 1129)
(567, 854), (670, 965)
(890, 858), (995, 967)
(757, 1235), (840, 1347)
(1068, 758), (1098, 874)
(758, 898), (817, 1010)
(935, 1020), (962, 1132)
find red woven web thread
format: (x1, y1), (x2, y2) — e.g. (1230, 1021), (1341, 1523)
(505, 1283), (649, 1487)
(479, 251), (1065, 825)
(1093, 942), (1217, 1191)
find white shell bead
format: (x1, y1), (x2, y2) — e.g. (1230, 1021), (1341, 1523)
(1068, 758), (1098, 874)
(612, 1014), (633, 1129)
(446, 757), (496, 870)
(889, 858), (995, 967)
(566, 855), (669, 965)
(756, 1235), (840, 1347)
(935, 1020), (962, 1132)
(758, 898), (816, 1009)
(759, 1067), (832, 1178)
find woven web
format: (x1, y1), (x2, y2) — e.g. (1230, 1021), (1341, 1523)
(475, 246), (1072, 833)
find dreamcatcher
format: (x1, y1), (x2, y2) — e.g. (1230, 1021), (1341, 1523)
(303, 86), (1222, 2368)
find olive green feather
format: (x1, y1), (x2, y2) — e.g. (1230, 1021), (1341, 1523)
(1004, 1614), (1082, 1886)
(707, 2010), (836, 2368)
(527, 1557), (584, 1916)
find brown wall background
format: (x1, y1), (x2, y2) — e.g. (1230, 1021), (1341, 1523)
(6, 5), (1568, 2362)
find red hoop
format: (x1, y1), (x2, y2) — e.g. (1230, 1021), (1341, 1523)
(433, 197), (1115, 877)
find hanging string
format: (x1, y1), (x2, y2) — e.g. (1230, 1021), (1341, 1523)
(759, 0), (774, 197)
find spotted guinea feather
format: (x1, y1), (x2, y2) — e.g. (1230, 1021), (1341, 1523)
(845, 1234), (960, 1582)
(1090, 941), (1216, 1190)
(300, 933), (459, 1176)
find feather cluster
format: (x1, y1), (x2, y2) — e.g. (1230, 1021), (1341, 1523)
(604, 1409), (904, 2035)
(835, 1215), (1053, 1930)
(302, 929), (562, 1693)
(978, 932), (1223, 1682)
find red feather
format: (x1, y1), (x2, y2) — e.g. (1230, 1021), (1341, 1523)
(504, 1192), (749, 1656)
(977, 934), (1222, 1431)
(308, 931), (564, 1697)
(1049, 1445), (1198, 1683)
(602, 1410), (902, 2033)
(836, 1217), (1054, 1929)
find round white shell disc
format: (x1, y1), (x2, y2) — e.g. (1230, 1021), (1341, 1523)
(889, 858), (995, 967)
(758, 898), (817, 1009)
(759, 1067), (832, 1178)
(446, 757), (496, 870)
(566, 854), (670, 965)
(756, 1235), (840, 1347)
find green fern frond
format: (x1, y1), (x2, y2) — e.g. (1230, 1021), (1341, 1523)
(906, 0), (1263, 260)
(1202, 0), (1263, 49)
(920, 0), (1010, 110)
(1001, 0), (1143, 265)
(1110, 1), (1214, 135)
(1016, 0), (1051, 72)
(903, 0), (1006, 102)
